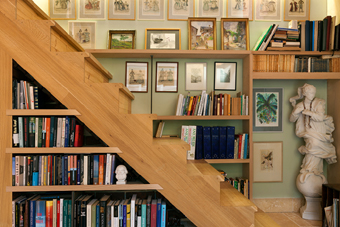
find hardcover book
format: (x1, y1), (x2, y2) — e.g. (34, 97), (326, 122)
(203, 127), (212, 159)
(211, 127), (220, 159)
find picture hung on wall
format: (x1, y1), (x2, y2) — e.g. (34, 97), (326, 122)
(188, 17), (216, 50)
(49, 0), (76, 20)
(68, 21), (96, 49)
(78, 0), (105, 19)
(227, 0), (253, 21)
(108, 30), (136, 49)
(108, 0), (136, 20)
(255, 0), (281, 21)
(138, 0), (165, 20)
(185, 62), (207, 91)
(284, 0), (310, 21)
(168, 0), (195, 20)
(145, 29), (181, 50)
(125, 62), (149, 93)
(156, 62), (178, 92)
(253, 88), (283, 132)
(197, 0), (223, 21)
(214, 62), (237, 90)
(221, 18), (249, 50)
(253, 141), (283, 182)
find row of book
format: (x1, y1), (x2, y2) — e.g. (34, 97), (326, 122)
(324, 198), (339, 227)
(13, 154), (116, 187)
(13, 79), (39, 109)
(295, 57), (330, 72)
(253, 55), (295, 72)
(219, 170), (249, 199)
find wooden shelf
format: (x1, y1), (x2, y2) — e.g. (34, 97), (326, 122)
(157, 115), (250, 120)
(205, 159), (250, 164)
(6, 147), (122, 154)
(253, 72), (340, 80)
(6, 109), (81, 116)
(253, 51), (340, 55)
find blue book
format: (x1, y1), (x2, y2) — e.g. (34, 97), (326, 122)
(305, 20), (311, 51)
(119, 200), (124, 227)
(226, 126), (235, 159)
(161, 201), (166, 227)
(123, 201), (127, 227)
(64, 156), (68, 185)
(94, 155), (99, 185)
(30, 198), (38, 227)
(77, 159), (80, 185)
(211, 127), (220, 159)
(243, 134), (248, 159)
(50, 116), (55, 147)
(35, 200), (46, 227)
(156, 199), (162, 227)
(219, 127), (227, 159)
(195, 126), (203, 159)
(96, 202), (100, 227)
(203, 127), (211, 159)
(64, 116), (70, 147)
(110, 155), (115, 184)
(312, 21), (315, 51)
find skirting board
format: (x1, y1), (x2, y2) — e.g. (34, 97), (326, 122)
(253, 198), (305, 213)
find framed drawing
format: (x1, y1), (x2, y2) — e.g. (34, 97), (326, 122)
(214, 62), (237, 91)
(125, 62), (148, 93)
(253, 142), (283, 182)
(253, 88), (283, 132)
(188, 17), (216, 50)
(197, 0), (223, 20)
(49, 0), (76, 20)
(221, 18), (249, 50)
(156, 62), (178, 92)
(138, 0), (165, 20)
(227, 0), (253, 21)
(78, 0), (105, 19)
(145, 29), (181, 50)
(284, 0), (310, 21)
(255, 0), (281, 21)
(68, 21), (96, 49)
(108, 30), (136, 49)
(108, 0), (136, 20)
(185, 62), (207, 91)
(168, 0), (195, 20)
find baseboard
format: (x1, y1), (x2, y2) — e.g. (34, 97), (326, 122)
(253, 198), (304, 213)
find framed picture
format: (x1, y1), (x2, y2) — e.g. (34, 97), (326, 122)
(185, 62), (207, 91)
(49, 0), (76, 20)
(255, 0), (281, 21)
(253, 142), (283, 182)
(168, 0), (195, 21)
(188, 17), (216, 50)
(284, 0), (310, 21)
(138, 0), (165, 20)
(197, 0), (223, 20)
(125, 62), (148, 93)
(68, 21), (96, 49)
(227, 0), (253, 21)
(214, 62), (237, 90)
(108, 30), (136, 49)
(156, 62), (178, 92)
(78, 0), (105, 19)
(253, 88), (283, 132)
(221, 18), (249, 50)
(108, 0), (136, 20)
(145, 29), (181, 50)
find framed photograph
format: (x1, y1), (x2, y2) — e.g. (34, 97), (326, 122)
(284, 0), (310, 21)
(108, 0), (136, 20)
(253, 142), (283, 182)
(125, 62), (148, 93)
(138, 0), (165, 20)
(145, 29), (181, 50)
(185, 63), (207, 91)
(214, 62), (237, 90)
(188, 17), (216, 50)
(156, 62), (178, 92)
(197, 0), (223, 20)
(68, 21), (96, 49)
(221, 18), (249, 50)
(253, 88), (283, 132)
(108, 30), (136, 49)
(168, 0), (195, 20)
(255, 0), (281, 21)
(78, 0), (105, 19)
(227, 0), (253, 21)
(49, 0), (76, 20)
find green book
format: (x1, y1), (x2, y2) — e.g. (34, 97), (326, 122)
(252, 25), (273, 51)
(92, 200), (100, 227)
(67, 199), (72, 227)
(38, 117), (43, 147)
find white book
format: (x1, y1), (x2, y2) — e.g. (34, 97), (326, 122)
(84, 155), (88, 185)
(60, 198), (63, 227)
(56, 118), (62, 147)
(181, 125), (188, 141)
(137, 216), (142, 227)
(61, 118), (66, 147)
(259, 24), (279, 51)
(245, 96), (249, 116)
(35, 117), (39, 147)
(243, 95), (246, 116)
(198, 91), (206, 116)
(18, 117), (23, 148)
(87, 199), (97, 227)
(175, 94), (183, 116)
(29, 85), (34, 109)
(202, 93), (208, 116)
(105, 154), (112, 185)
(187, 126), (196, 160)
(131, 194), (137, 227)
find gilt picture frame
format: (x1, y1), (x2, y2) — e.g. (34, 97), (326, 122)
(188, 17), (216, 50)
(221, 18), (249, 50)
(197, 0), (224, 21)
(125, 62), (149, 93)
(284, 0), (310, 21)
(108, 30), (136, 49)
(138, 0), (165, 20)
(145, 28), (181, 50)
(255, 0), (281, 21)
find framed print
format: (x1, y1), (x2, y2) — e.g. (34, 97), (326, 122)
(156, 62), (178, 92)
(284, 0), (310, 21)
(185, 63), (207, 91)
(108, 30), (136, 49)
(138, 0), (165, 20)
(214, 62), (237, 90)
(253, 88), (283, 132)
(255, 0), (281, 21)
(221, 18), (249, 50)
(108, 0), (136, 20)
(68, 21), (96, 49)
(227, 0), (253, 21)
(49, 0), (76, 20)
(197, 0), (223, 21)
(145, 29), (181, 50)
(78, 0), (105, 19)
(168, 0), (195, 21)
(253, 142), (283, 182)
(188, 17), (216, 50)
(125, 62), (148, 93)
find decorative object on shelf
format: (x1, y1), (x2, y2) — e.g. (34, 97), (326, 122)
(284, 0), (310, 21)
(253, 141), (283, 182)
(221, 18), (249, 50)
(253, 88), (283, 132)
(108, 0), (136, 20)
(78, 0), (105, 19)
(214, 62), (237, 90)
(125, 62), (149, 93)
(138, 0), (165, 20)
(145, 29), (181, 50)
(167, 0), (194, 20)
(156, 62), (178, 92)
(255, 0), (281, 21)
(48, 0), (76, 20)
(289, 83), (337, 220)
(116, 165), (128, 184)
(68, 21), (96, 49)
(188, 17), (217, 50)
(197, 0), (223, 21)
(227, 0), (253, 21)
(108, 30), (136, 49)
(185, 62), (207, 91)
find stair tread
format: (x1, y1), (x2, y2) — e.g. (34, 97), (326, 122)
(187, 160), (225, 178)
(220, 182), (257, 209)
(23, 0), (50, 20)
(85, 54), (113, 80)
(153, 137), (190, 149)
(255, 212), (281, 227)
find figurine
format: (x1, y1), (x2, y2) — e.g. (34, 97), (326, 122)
(115, 165), (128, 185)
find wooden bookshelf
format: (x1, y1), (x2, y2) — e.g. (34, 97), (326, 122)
(6, 109), (81, 116)
(253, 51), (340, 55)
(157, 115), (250, 120)
(6, 147), (122, 154)
(253, 72), (340, 80)
(205, 159), (250, 164)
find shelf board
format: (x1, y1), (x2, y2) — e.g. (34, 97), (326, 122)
(205, 159), (250, 164)
(6, 109), (81, 116)
(253, 72), (340, 80)
(6, 147), (122, 154)
(253, 51), (340, 55)
(157, 115), (250, 120)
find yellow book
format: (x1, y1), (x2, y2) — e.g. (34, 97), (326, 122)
(125, 198), (131, 227)
(187, 96), (193, 115)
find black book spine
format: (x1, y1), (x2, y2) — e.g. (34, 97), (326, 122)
(29, 117), (35, 147)
(13, 79), (17, 109)
(310, 22), (313, 51)
(80, 154), (84, 185)
(33, 86), (38, 109)
(69, 117), (76, 147)
(24, 117), (29, 147)
(53, 117), (58, 147)
(100, 201), (106, 227)
(81, 200), (87, 227)
(90, 155), (94, 185)
(13, 116), (19, 147)
(77, 198), (82, 226)
(64, 156), (68, 185)
(58, 156), (62, 185)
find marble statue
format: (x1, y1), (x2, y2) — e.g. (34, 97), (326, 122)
(289, 83), (337, 220)
(116, 165), (128, 185)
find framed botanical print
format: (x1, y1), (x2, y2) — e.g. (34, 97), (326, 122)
(156, 62), (178, 92)
(214, 62), (237, 90)
(284, 0), (310, 21)
(138, 0), (165, 20)
(108, 30), (136, 49)
(197, 0), (223, 20)
(145, 29), (181, 50)
(255, 0), (281, 21)
(78, 0), (105, 19)
(221, 18), (249, 50)
(227, 0), (253, 21)
(188, 17), (216, 50)
(68, 21), (96, 49)
(168, 0), (195, 21)
(108, 0), (136, 20)
(125, 62), (149, 93)
(49, 0), (76, 20)
(185, 62), (207, 91)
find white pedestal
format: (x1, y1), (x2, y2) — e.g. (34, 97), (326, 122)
(300, 196), (322, 220)
(116, 180), (127, 185)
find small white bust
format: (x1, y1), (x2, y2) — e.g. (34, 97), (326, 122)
(115, 165), (128, 185)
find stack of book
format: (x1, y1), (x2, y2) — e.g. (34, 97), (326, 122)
(12, 79), (39, 109)
(253, 55), (296, 72)
(324, 198), (339, 227)
(227, 177), (250, 199)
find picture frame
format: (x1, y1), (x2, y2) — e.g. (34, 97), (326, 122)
(227, 0), (253, 21)
(68, 21), (96, 49)
(253, 88), (283, 132)
(156, 62), (178, 92)
(125, 62), (149, 93)
(221, 18), (249, 50)
(185, 62), (207, 91)
(253, 141), (283, 182)
(168, 0), (195, 21)
(214, 62), (237, 91)
(197, 0), (223, 21)
(49, 0), (76, 20)
(188, 17), (216, 50)
(145, 29), (181, 50)
(284, 0), (310, 21)
(108, 30), (136, 49)
(255, 0), (281, 21)
(78, 0), (105, 19)
(138, 0), (165, 20)
(108, 0), (136, 20)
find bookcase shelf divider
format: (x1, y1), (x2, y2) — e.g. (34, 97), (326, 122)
(6, 147), (123, 154)
(6, 109), (81, 116)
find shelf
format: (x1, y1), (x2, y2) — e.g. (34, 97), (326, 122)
(253, 51), (340, 55)
(6, 147), (122, 154)
(157, 115), (250, 120)
(253, 72), (340, 80)
(6, 109), (81, 116)
(205, 159), (250, 164)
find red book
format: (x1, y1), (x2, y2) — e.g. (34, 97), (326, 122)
(74, 125), (84, 147)
(326, 16), (332, 51)
(238, 134), (243, 159)
(151, 199), (157, 227)
(46, 118), (51, 147)
(191, 96), (198, 116)
(57, 200), (60, 227)
(99, 155), (104, 185)
(46, 200), (53, 227)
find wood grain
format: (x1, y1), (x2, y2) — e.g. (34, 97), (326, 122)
(6, 147), (122, 154)
(6, 109), (81, 116)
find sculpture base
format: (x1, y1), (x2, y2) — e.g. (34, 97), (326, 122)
(300, 196), (322, 220)
(116, 180), (127, 185)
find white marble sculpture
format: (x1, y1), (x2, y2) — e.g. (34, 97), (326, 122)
(289, 83), (337, 220)
(116, 165), (128, 185)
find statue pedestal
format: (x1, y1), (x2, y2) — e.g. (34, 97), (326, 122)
(300, 196), (322, 220)
(116, 180), (127, 185)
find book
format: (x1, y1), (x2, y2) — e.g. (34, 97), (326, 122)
(36, 200), (46, 227)
(203, 126), (212, 159)
(219, 127), (227, 159)
(253, 25), (273, 51)
(150, 200), (157, 227)
(187, 125), (196, 160)
(195, 126), (203, 160)
(211, 126), (219, 159)
(156, 199), (161, 227)
(100, 195), (110, 227)
(131, 194), (137, 227)
(226, 126), (235, 159)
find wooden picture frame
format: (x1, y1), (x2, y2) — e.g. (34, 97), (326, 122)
(197, 0), (223, 21)
(156, 62), (178, 92)
(78, 0), (106, 19)
(145, 29), (181, 50)
(138, 0), (165, 20)
(108, 30), (136, 49)
(108, 0), (136, 20)
(255, 0), (281, 21)
(68, 21), (96, 49)
(284, 0), (310, 21)
(49, 0), (76, 20)
(167, 0), (195, 21)
(125, 62), (149, 93)
(221, 18), (249, 50)
(227, 0), (253, 21)
(185, 62), (207, 91)
(188, 17), (217, 50)
(214, 62), (237, 90)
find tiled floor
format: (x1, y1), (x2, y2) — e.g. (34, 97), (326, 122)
(266, 212), (322, 227)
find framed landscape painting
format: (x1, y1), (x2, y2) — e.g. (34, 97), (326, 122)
(78, 0), (105, 19)
(145, 29), (181, 50)
(185, 62), (207, 91)
(156, 62), (178, 92)
(108, 0), (136, 20)
(49, 0), (76, 20)
(68, 21), (96, 49)
(108, 30), (136, 49)
(255, 0), (281, 21)
(188, 17), (216, 50)
(168, 0), (194, 20)
(197, 0), (223, 20)
(138, 0), (165, 20)
(125, 62), (148, 93)
(221, 18), (249, 50)
(227, 0), (253, 21)
(284, 0), (310, 21)
(214, 62), (237, 90)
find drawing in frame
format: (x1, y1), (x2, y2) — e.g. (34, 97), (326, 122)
(188, 17), (216, 50)
(138, 0), (165, 20)
(125, 62), (148, 93)
(227, 0), (253, 21)
(108, 0), (136, 20)
(78, 0), (105, 19)
(253, 88), (283, 132)
(221, 18), (249, 50)
(108, 30), (136, 49)
(145, 29), (181, 50)
(185, 62), (207, 91)
(214, 62), (237, 91)
(156, 62), (178, 92)
(197, 0), (223, 21)
(168, 0), (195, 21)
(68, 21), (96, 49)
(284, 0), (310, 21)
(253, 141), (283, 182)
(49, 0), (76, 20)
(255, 0), (281, 21)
